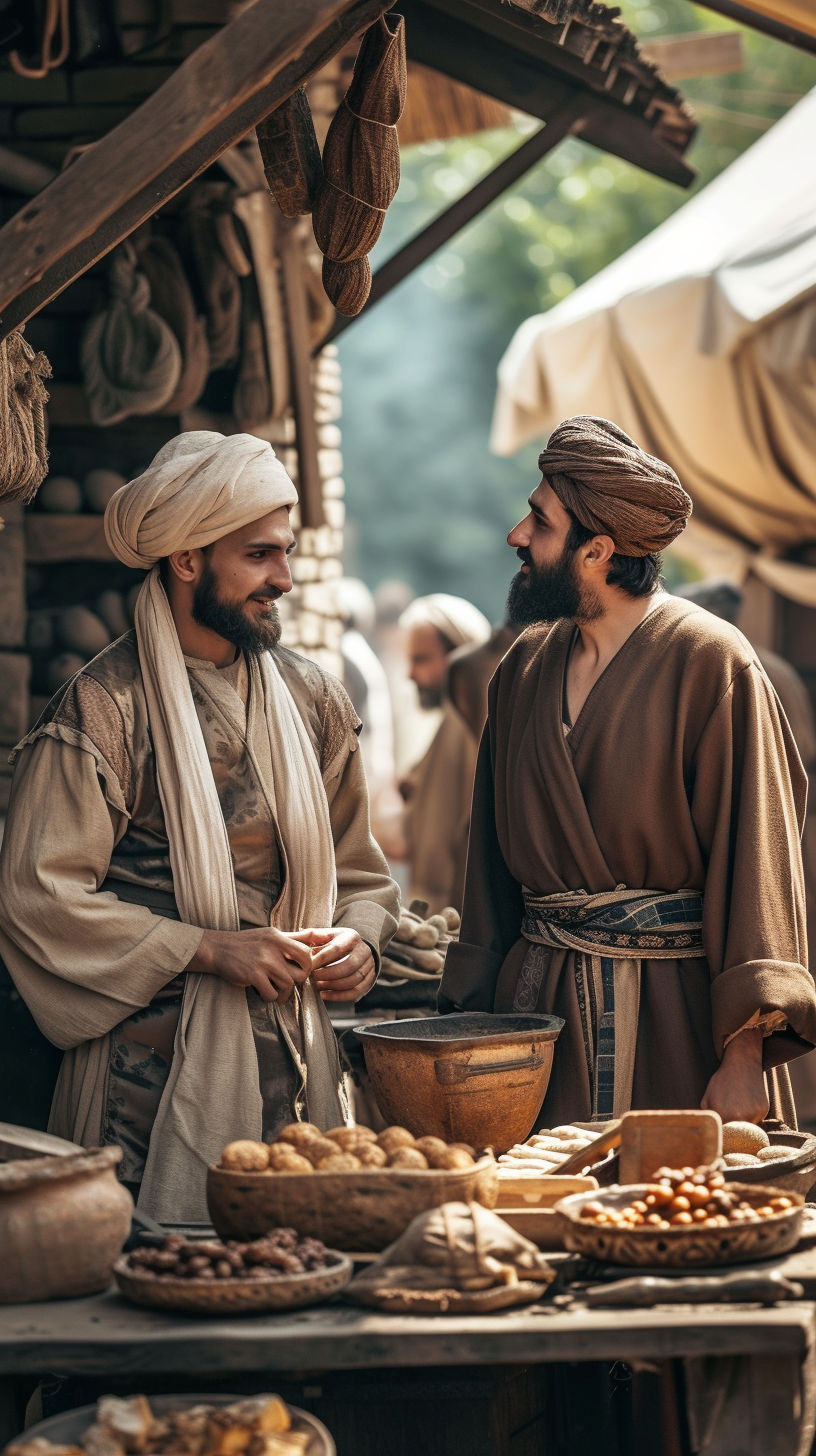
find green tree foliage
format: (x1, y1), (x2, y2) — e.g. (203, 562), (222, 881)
(337, 3), (816, 619)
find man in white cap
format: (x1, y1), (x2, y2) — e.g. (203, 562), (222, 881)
(0, 432), (399, 1221)
(398, 594), (490, 914)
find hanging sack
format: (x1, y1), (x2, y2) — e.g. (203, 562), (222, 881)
(257, 87), (323, 218)
(81, 242), (181, 425)
(137, 234), (210, 413)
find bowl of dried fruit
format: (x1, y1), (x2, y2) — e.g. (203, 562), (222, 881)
(4, 1392), (333, 1456)
(555, 1165), (805, 1267)
(114, 1229), (352, 1314)
(207, 1124), (498, 1252)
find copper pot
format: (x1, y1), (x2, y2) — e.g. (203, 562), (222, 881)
(0, 1144), (133, 1303)
(355, 1013), (564, 1153)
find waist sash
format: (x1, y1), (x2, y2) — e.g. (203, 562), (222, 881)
(519, 887), (705, 1120)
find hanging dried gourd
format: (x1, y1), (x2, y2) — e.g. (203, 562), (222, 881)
(257, 88), (324, 219)
(313, 13), (406, 316)
(0, 329), (51, 505)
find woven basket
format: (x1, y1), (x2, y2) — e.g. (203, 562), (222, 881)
(347, 12), (407, 125)
(322, 255), (372, 315)
(312, 179), (386, 262)
(257, 87), (323, 219)
(322, 101), (400, 211)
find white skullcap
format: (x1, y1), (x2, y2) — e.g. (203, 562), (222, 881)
(104, 430), (297, 569)
(399, 593), (491, 649)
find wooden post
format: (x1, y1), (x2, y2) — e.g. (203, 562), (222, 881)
(278, 218), (325, 531)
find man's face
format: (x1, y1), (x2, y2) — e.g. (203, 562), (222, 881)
(407, 622), (449, 709)
(191, 507), (295, 655)
(506, 478), (601, 626)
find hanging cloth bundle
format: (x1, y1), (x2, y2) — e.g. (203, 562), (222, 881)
(81, 242), (181, 426)
(179, 184), (246, 371)
(137, 234), (210, 413)
(256, 88), (323, 219)
(312, 13), (406, 316)
(0, 329), (51, 505)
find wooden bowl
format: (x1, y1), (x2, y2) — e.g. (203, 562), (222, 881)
(0, 1145), (132, 1303)
(555, 1183), (805, 1268)
(354, 1014), (564, 1153)
(113, 1251), (352, 1315)
(207, 1155), (498, 1252)
(13, 1394), (334, 1456)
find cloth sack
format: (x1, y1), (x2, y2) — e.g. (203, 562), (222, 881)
(137, 235), (210, 413)
(347, 1201), (555, 1313)
(81, 242), (181, 425)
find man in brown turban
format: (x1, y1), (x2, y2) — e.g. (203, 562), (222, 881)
(440, 416), (816, 1127)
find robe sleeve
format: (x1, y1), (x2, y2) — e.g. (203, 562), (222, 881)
(0, 734), (203, 1051)
(691, 661), (816, 1064)
(439, 722), (524, 1012)
(321, 683), (400, 965)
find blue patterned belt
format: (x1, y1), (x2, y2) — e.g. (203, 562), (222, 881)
(517, 886), (705, 1121)
(521, 886), (705, 959)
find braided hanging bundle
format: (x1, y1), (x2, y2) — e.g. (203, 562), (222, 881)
(314, 12), (406, 316)
(0, 328), (51, 505)
(539, 416), (692, 557)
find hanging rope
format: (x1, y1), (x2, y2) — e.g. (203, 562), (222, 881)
(0, 329), (51, 505)
(9, 0), (70, 80)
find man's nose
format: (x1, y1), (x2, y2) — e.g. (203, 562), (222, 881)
(507, 515), (531, 548)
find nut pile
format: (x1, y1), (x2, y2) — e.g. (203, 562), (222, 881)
(124, 1229), (331, 1281)
(579, 1166), (795, 1231)
(498, 1126), (595, 1175)
(220, 1123), (477, 1173)
(381, 904), (460, 981)
(6, 1394), (308, 1456)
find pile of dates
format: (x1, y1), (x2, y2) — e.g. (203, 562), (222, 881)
(125, 1228), (331, 1281)
(579, 1165), (795, 1231)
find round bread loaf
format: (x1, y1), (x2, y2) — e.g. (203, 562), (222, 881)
(722, 1121), (769, 1155)
(356, 1142), (388, 1167)
(221, 1140), (269, 1171)
(388, 1147), (429, 1169)
(316, 1152), (361, 1171)
(277, 1122), (321, 1147)
(267, 1144), (313, 1172)
(756, 1144), (792, 1162)
(377, 1126), (416, 1152)
(723, 1151), (762, 1167)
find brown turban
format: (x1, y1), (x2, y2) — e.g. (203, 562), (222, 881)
(538, 416), (692, 557)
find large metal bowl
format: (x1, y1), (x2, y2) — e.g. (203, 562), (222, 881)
(354, 1013), (564, 1153)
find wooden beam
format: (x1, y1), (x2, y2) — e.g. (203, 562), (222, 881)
(691, 0), (816, 51)
(318, 94), (592, 350)
(0, 0), (389, 337)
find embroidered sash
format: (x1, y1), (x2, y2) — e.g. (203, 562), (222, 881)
(518, 887), (705, 1120)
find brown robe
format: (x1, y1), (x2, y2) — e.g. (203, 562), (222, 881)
(440, 597), (816, 1124)
(403, 701), (478, 914)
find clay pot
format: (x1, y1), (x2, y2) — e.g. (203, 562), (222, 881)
(0, 1145), (133, 1303)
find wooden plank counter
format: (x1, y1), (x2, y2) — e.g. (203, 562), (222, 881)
(0, 1287), (813, 1374)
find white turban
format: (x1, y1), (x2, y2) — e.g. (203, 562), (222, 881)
(399, 593), (491, 649)
(104, 430), (297, 569)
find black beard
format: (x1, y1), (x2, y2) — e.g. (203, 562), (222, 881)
(192, 559), (282, 655)
(418, 684), (443, 710)
(507, 545), (600, 626)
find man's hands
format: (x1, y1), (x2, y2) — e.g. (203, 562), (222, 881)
(293, 927), (377, 1001)
(701, 1027), (770, 1124)
(187, 925), (376, 1004)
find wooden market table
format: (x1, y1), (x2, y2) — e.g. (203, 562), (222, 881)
(1, 1281), (816, 1456)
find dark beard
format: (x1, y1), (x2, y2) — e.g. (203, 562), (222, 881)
(507, 545), (600, 626)
(192, 559), (282, 655)
(418, 684), (443, 710)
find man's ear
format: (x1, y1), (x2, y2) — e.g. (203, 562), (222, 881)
(166, 546), (200, 584)
(582, 534), (615, 571)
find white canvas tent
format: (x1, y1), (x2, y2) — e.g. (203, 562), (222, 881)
(491, 86), (816, 613)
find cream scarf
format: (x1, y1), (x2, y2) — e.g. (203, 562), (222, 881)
(136, 566), (346, 1222)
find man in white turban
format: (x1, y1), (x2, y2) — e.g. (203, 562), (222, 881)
(0, 432), (399, 1222)
(398, 594), (490, 914)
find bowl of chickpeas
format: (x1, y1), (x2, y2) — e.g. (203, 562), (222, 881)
(555, 1165), (805, 1266)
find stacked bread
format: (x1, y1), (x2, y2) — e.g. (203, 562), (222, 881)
(220, 1123), (477, 1174)
(381, 905), (460, 981)
(498, 1126), (596, 1175)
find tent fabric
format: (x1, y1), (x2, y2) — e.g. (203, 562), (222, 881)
(491, 87), (816, 603)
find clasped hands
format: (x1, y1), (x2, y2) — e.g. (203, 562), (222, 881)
(189, 924), (376, 1004)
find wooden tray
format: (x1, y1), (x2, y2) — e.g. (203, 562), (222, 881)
(11, 1394), (334, 1456)
(207, 1155), (498, 1252)
(556, 1183), (805, 1268)
(113, 1252), (353, 1316)
(495, 1173), (598, 1209)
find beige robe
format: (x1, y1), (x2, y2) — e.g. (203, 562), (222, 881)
(440, 598), (816, 1124)
(403, 701), (478, 915)
(0, 633), (399, 1180)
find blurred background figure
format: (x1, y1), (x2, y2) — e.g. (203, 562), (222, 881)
(447, 616), (521, 741)
(334, 577), (395, 804)
(677, 579), (816, 1128)
(398, 594), (491, 913)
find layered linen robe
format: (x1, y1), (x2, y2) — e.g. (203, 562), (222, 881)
(439, 597), (816, 1124)
(0, 633), (399, 1186)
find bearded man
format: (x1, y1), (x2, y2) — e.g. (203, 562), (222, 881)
(0, 433), (399, 1221)
(439, 417), (816, 1126)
